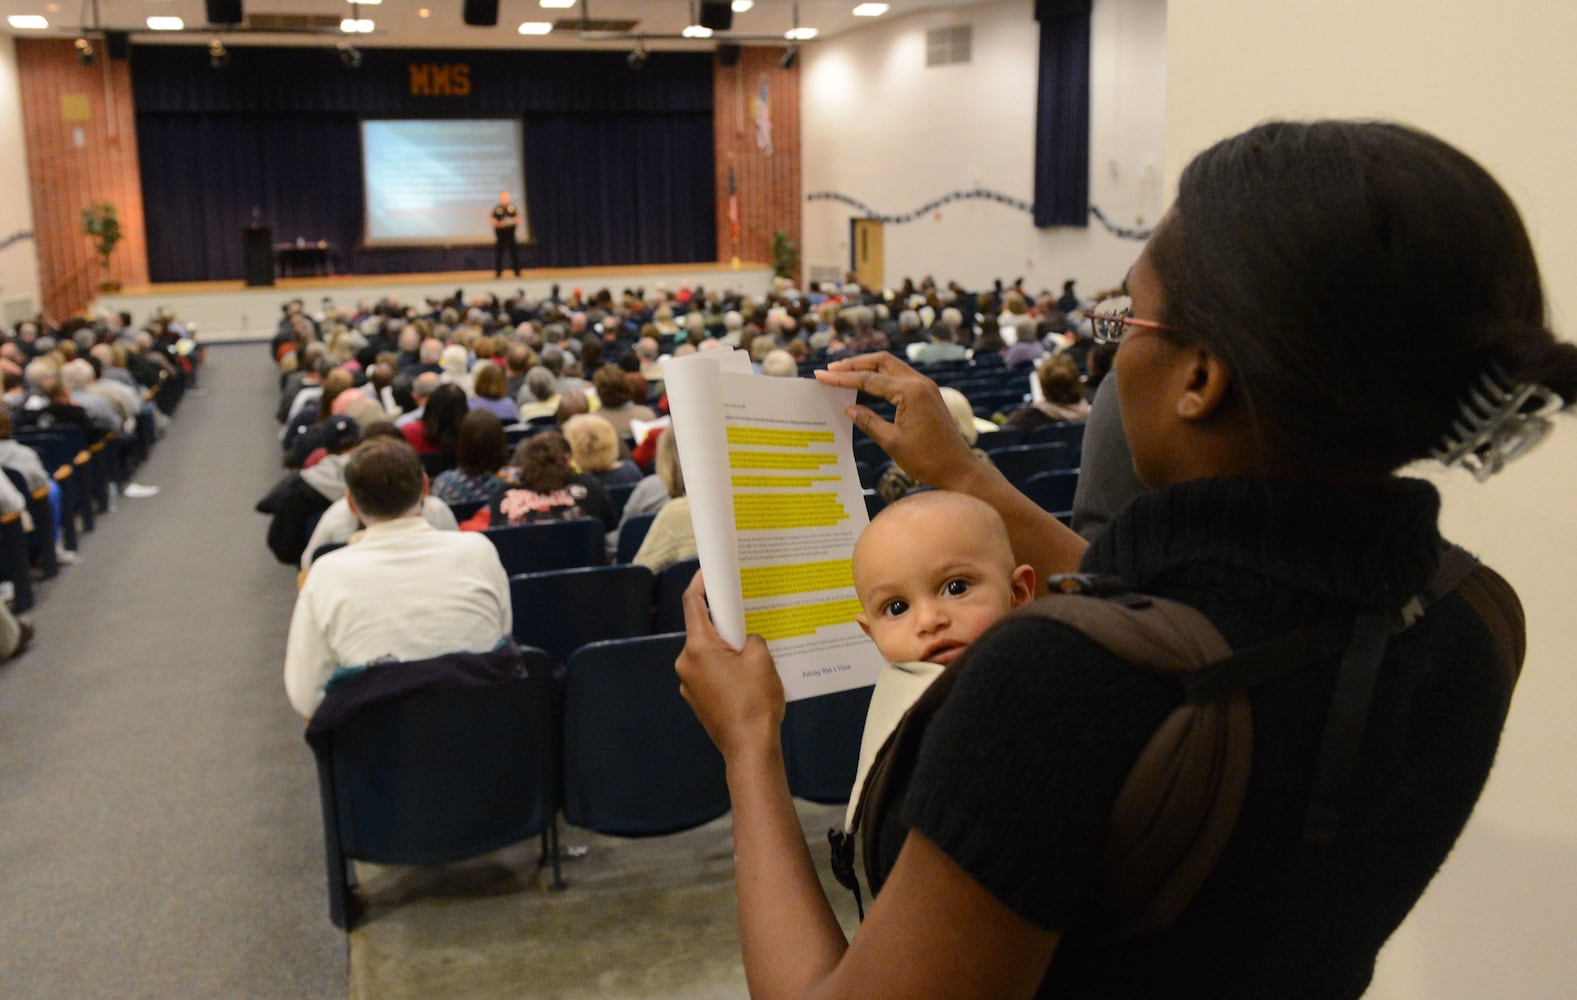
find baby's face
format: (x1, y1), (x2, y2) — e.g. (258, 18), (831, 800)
(853, 502), (1029, 666)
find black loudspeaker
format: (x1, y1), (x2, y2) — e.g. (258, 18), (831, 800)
(205, 0), (243, 25)
(718, 44), (742, 67)
(105, 31), (129, 60)
(242, 225), (275, 287)
(462, 0), (499, 27)
(699, 1), (733, 31)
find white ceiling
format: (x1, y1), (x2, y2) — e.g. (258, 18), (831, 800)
(1, 1), (989, 51)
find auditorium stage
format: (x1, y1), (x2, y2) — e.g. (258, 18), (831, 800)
(91, 261), (777, 343)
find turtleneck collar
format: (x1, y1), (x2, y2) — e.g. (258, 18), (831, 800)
(1081, 477), (1443, 613)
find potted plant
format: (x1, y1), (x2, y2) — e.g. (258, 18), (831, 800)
(769, 229), (800, 282)
(81, 201), (123, 292)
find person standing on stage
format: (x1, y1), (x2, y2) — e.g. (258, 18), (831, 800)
(490, 191), (521, 278)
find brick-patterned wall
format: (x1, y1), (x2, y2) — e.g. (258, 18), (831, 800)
(16, 40), (147, 321)
(713, 48), (800, 280)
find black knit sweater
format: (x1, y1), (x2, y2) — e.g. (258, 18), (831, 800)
(875, 477), (1518, 998)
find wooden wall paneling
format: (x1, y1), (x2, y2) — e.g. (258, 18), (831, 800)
(713, 47), (801, 283)
(16, 39), (148, 322)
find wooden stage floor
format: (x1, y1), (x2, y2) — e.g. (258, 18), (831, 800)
(95, 261), (775, 343)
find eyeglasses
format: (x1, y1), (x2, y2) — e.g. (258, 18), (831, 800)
(1090, 295), (1183, 344)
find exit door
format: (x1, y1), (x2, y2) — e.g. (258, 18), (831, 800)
(851, 218), (884, 289)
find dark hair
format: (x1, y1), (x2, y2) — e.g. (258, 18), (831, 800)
(473, 362), (507, 400)
(344, 437), (425, 520)
(1151, 120), (1577, 474)
(513, 430), (573, 492)
(456, 409), (507, 476)
(420, 383), (469, 451)
(593, 364), (630, 408)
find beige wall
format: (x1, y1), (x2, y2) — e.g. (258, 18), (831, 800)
(0, 36), (40, 324)
(802, 0), (1167, 293)
(1165, 2), (1577, 996)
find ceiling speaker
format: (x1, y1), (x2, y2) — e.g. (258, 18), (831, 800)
(699, 2), (733, 31)
(204, 0), (243, 25)
(717, 44), (742, 67)
(463, 0), (499, 27)
(105, 30), (130, 60)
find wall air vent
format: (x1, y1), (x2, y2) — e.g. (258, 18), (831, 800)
(555, 19), (640, 33)
(246, 14), (345, 32)
(926, 25), (972, 67)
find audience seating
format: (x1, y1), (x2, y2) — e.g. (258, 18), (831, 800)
(561, 634), (730, 837)
(783, 686), (876, 805)
(5, 468), (56, 578)
(308, 655), (562, 929)
(651, 557), (700, 634)
(0, 510), (34, 613)
(1023, 469), (1080, 515)
(509, 565), (654, 663)
(483, 518), (604, 576)
(863, 490), (885, 520)
(18, 430), (94, 534)
(445, 499), (487, 522)
(605, 483), (636, 523)
(990, 443), (1073, 490)
(978, 426), (1027, 452)
(614, 512), (656, 564)
(1026, 422), (1086, 449)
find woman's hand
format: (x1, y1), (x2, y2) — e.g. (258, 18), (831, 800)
(815, 352), (980, 492)
(675, 571), (786, 762)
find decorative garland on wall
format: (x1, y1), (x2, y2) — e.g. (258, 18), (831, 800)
(804, 190), (1153, 241)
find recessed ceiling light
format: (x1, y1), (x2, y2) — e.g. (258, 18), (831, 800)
(785, 27), (818, 40)
(7, 15), (49, 29)
(539, 0), (576, 8)
(44, 3), (60, 13)
(731, 1), (753, 11)
(418, 8), (430, 18)
(682, 25), (713, 38)
(852, 3), (890, 15)
(348, 0), (382, 5)
(518, 22), (553, 35)
(340, 18), (374, 33)
(147, 16), (184, 31)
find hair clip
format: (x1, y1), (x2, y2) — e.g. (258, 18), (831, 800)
(1431, 364), (1563, 481)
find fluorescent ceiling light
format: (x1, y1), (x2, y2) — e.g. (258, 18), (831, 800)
(7, 15), (49, 29)
(348, 0), (382, 4)
(539, 0), (576, 8)
(517, 22), (553, 35)
(147, 16), (184, 30)
(852, 3), (890, 15)
(682, 25), (713, 38)
(340, 18), (374, 33)
(785, 27), (818, 40)
(731, 1), (753, 11)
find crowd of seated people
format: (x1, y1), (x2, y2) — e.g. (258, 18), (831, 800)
(264, 274), (1110, 574)
(0, 307), (197, 660)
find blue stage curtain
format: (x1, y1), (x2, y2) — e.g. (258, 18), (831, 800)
(133, 48), (716, 282)
(1033, 0), (1091, 229)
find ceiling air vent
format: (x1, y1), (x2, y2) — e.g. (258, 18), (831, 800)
(926, 25), (972, 67)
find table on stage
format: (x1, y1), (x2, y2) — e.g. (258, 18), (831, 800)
(274, 240), (334, 277)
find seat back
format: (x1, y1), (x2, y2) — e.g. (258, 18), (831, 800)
(419, 451), (457, 477)
(614, 512), (657, 564)
(977, 426), (1027, 452)
(510, 564), (654, 662)
(561, 634), (729, 836)
(1026, 421), (1086, 449)
(446, 499), (487, 522)
(604, 483), (637, 523)
(990, 443), (1072, 490)
(315, 662), (557, 867)
(483, 518), (604, 575)
(782, 685), (876, 805)
(1023, 468), (1081, 515)
(651, 557), (700, 633)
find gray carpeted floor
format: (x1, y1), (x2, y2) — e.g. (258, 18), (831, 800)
(0, 345), (346, 998)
